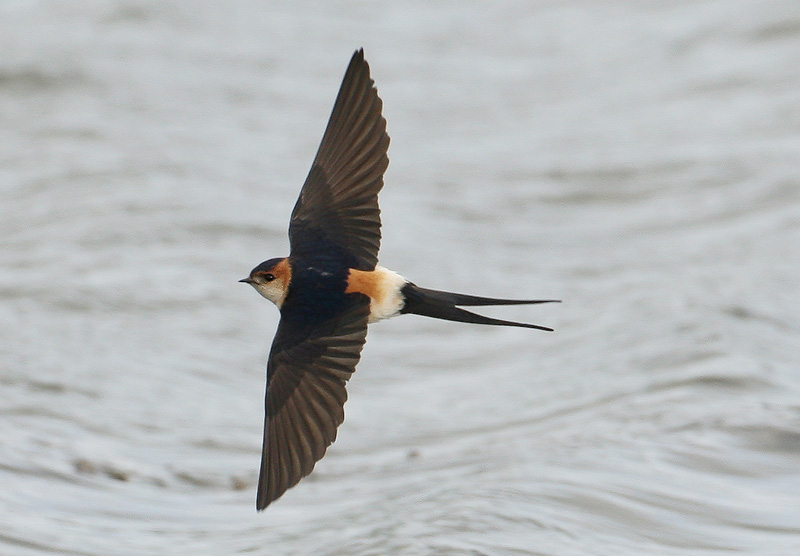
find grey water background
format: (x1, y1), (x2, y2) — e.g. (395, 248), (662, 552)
(2, 1), (799, 554)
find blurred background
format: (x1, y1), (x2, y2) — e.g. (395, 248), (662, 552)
(2, 1), (799, 555)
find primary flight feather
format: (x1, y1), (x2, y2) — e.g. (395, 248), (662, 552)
(241, 49), (557, 510)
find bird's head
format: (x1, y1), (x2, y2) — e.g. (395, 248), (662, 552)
(240, 257), (291, 308)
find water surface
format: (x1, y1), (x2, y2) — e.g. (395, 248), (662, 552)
(2, 1), (799, 554)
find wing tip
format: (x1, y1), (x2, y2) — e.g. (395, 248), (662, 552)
(348, 47), (368, 75)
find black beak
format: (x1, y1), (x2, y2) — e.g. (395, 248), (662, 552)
(239, 277), (254, 284)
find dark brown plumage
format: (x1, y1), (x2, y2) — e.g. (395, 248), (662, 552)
(257, 49), (389, 510)
(259, 299), (370, 509)
(288, 48), (389, 271)
(242, 49), (557, 511)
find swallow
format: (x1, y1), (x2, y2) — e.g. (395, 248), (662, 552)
(241, 49), (558, 510)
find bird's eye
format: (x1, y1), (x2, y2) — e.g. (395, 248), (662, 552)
(263, 273), (275, 282)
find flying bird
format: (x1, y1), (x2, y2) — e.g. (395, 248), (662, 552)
(241, 49), (558, 510)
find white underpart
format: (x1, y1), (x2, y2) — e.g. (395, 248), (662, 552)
(253, 279), (288, 309)
(368, 266), (408, 323)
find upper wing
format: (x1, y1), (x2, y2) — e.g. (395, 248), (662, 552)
(256, 298), (370, 510)
(288, 49), (390, 271)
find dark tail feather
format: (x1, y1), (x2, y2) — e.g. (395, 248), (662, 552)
(410, 286), (560, 307)
(400, 283), (558, 331)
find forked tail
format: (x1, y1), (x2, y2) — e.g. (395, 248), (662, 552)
(400, 283), (559, 331)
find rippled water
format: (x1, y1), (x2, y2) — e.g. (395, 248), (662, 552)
(2, 1), (800, 555)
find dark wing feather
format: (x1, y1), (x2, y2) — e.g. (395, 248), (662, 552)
(256, 299), (370, 510)
(288, 48), (389, 270)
